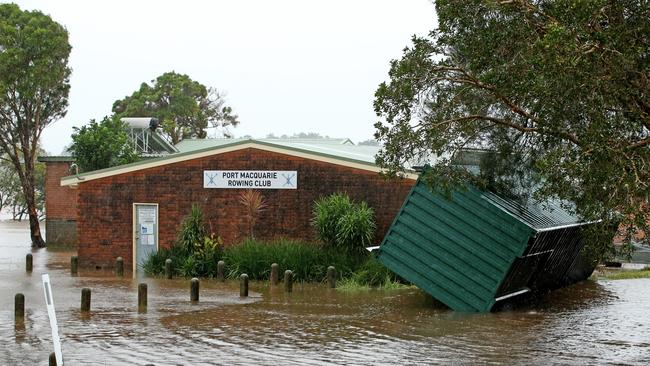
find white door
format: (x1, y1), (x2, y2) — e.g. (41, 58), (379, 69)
(133, 203), (158, 276)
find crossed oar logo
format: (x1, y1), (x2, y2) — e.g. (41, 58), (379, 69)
(282, 173), (295, 187)
(205, 172), (218, 186)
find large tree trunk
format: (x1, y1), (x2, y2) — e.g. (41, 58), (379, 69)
(15, 149), (46, 248)
(24, 182), (45, 248)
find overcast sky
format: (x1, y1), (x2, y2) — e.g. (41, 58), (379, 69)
(12, 0), (436, 155)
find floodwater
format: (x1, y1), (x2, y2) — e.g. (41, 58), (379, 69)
(1, 221), (649, 365)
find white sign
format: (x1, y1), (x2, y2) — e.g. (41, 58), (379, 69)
(138, 207), (156, 224)
(42, 274), (64, 366)
(204, 170), (298, 189)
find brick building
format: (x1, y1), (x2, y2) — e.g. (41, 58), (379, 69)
(39, 156), (78, 247)
(57, 139), (417, 274)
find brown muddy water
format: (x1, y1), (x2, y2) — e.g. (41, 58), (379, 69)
(1, 221), (649, 365)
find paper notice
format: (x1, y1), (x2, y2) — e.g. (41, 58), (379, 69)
(141, 223), (154, 235)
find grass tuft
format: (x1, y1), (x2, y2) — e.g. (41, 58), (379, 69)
(597, 268), (650, 280)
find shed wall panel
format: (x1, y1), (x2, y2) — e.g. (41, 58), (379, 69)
(378, 182), (534, 312)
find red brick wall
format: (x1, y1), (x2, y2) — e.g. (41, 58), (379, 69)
(76, 148), (415, 269)
(45, 161), (78, 220)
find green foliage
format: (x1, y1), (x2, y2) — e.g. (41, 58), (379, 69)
(112, 71), (239, 144)
(144, 204), (223, 277)
(68, 116), (139, 172)
(312, 193), (376, 254)
(177, 203), (208, 254)
(0, 4), (71, 247)
(597, 269), (650, 281)
(224, 239), (363, 282)
(337, 257), (406, 291)
(373, 0), (650, 261)
(144, 238), (366, 282)
(142, 245), (185, 276)
(335, 202), (375, 255)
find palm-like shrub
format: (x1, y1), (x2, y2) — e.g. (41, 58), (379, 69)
(312, 193), (376, 254)
(178, 203), (206, 254)
(239, 189), (268, 239)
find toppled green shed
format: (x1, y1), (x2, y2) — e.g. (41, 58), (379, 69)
(377, 179), (595, 312)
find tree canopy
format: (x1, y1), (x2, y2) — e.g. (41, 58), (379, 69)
(0, 4), (71, 247)
(374, 0), (649, 260)
(112, 72), (239, 144)
(68, 116), (139, 172)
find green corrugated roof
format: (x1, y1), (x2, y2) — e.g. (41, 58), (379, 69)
(62, 138), (415, 184)
(175, 138), (381, 164)
(482, 192), (582, 231)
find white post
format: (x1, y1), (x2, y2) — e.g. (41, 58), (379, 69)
(42, 274), (64, 365)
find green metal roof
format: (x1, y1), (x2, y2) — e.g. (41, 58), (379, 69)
(377, 179), (590, 312)
(482, 192), (582, 231)
(61, 138), (419, 185)
(175, 138), (381, 164)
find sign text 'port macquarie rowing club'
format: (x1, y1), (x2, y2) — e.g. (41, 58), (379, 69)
(203, 170), (298, 189)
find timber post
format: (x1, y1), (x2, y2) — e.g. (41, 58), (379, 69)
(217, 260), (225, 282)
(116, 257), (124, 277)
(15, 293), (24, 320)
(240, 274), (249, 297)
(327, 266), (337, 288)
(138, 283), (147, 312)
(190, 278), (199, 302)
(270, 263), (279, 286)
(26, 253), (33, 272)
(284, 270), (293, 293)
(80, 288), (91, 312)
(70, 255), (78, 276)
(165, 259), (172, 279)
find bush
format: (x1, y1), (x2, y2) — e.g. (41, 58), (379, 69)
(178, 203), (207, 254)
(224, 239), (363, 282)
(312, 193), (376, 254)
(144, 204), (223, 277)
(337, 257), (406, 290)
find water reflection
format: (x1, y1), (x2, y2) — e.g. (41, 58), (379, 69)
(1, 221), (649, 365)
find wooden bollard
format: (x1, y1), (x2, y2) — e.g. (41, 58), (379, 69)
(240, 274), (249, 297)
(165, 259), (172, 279)
(270, 263), (279, 285)
(217, 260), (225, 282)
(49, 352), (56, 366)
(138, 283), (147, 311)
(116, 257), (124, 277)
(327, 266), (337, 288)
(70, 255), (78, 276)
(15, 293), (24, 320)
(190, 278), (199, 302)
(284, 270), (293, 293)
(80, 288), (91, 312)
(26, 253), (33, 272)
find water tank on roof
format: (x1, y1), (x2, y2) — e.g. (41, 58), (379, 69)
(122, 117), (159, 130)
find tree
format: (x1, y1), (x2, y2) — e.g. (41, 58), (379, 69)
(68, 116), (139, 172)
(0, 4), (71, 247)
(112, 72), (239, 144)
(374, 0), (649, 261)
